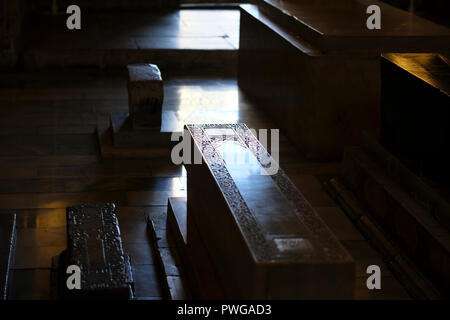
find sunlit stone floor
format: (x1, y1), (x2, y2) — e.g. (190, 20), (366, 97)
(0, 69), (411, 299)
(27, 9), (239, 51)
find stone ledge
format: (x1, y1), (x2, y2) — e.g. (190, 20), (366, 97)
(110, 112), (174, 149)
(0, 214), (16, 300)
(166, 197), (225, 299)
(326, 178), (443, 299)
(342, 145), (450, 295)
(147, 202), (191, 300)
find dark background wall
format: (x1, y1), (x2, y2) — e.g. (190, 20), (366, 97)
(0, 0), (28, 67)
(381, 0), (449, 26)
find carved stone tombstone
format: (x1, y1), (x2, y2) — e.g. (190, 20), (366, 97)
(58, 203), (134, 299)
(173, 124), (355, 299)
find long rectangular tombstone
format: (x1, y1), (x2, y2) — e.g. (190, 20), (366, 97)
(64, 203), (133, 299)
(184, 124), (355, 299)
(238, 2), (450, 159)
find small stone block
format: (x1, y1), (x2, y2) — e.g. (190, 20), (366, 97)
(127, 64), (163, 129)
(65, 203), (133, 299)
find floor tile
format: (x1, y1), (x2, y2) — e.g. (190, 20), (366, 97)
(132, 264), (163, 298)
(8, 269), (51, 300)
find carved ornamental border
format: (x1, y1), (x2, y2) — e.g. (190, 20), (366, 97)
(186, 124), (351, 263)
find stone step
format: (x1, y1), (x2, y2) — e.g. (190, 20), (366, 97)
(326, 179), (442, 299)
(146, 199), (190, 300)
(0, 214), (16, 300)
(381, 53), (450, 183)
(343, 145), (450, 295)
(360, 132), (450, 230)
(166, 197), (224, 299)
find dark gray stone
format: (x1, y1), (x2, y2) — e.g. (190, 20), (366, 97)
(65, 203), (133, 299)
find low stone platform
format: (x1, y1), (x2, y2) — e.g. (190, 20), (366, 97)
(183, 124), (355, 299)
(166, 197), (224, 299)
(0, 214), (16, 300)
(58, 204), (134, 299)
(110, 112), (174, 149)
(340, 132), (450, 296)
(146, 210), (191, 300)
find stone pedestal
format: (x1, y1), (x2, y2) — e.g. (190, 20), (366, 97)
(127, 64), (163, 129)
(183, 124), (354, 299)
(109, 63), (173, 150)
(110, 112), (172, 148)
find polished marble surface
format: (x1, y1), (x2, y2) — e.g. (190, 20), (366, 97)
(162, 79), (242, 132)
